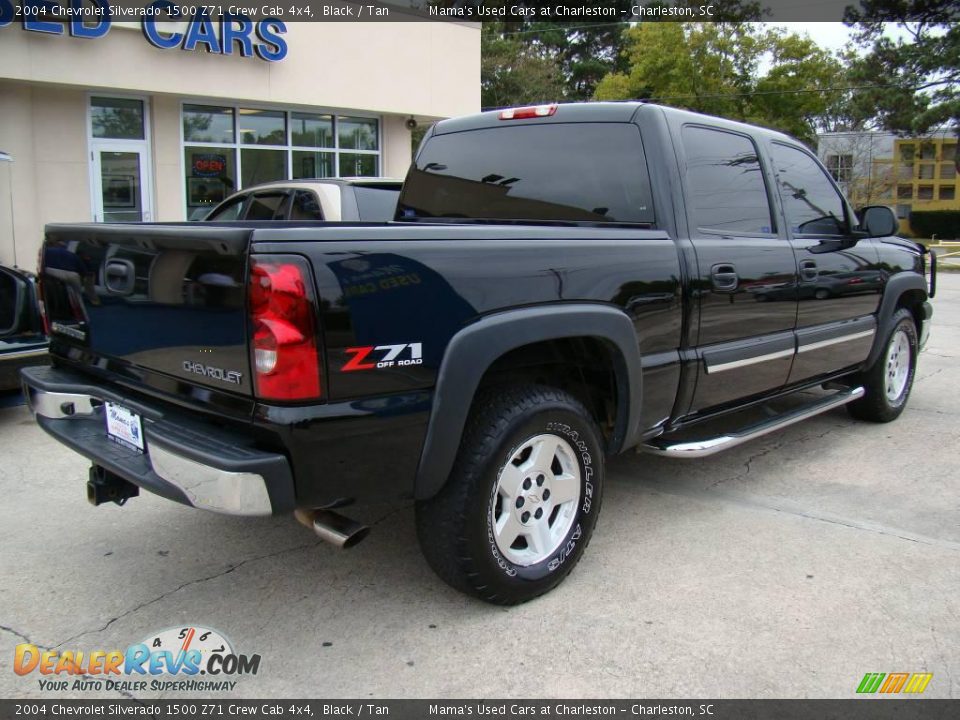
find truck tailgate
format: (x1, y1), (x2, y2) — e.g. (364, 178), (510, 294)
(42, 224), (255, 398)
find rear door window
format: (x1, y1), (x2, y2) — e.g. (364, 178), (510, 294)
(290, 190), (324, 221)
(354, 186), (400, 221)
(244, 192), (289, 220)
(398, 123), (654, 224)
(681, 125), (774, 235)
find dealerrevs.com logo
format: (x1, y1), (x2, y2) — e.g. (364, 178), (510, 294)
(14, 626), (260, 693)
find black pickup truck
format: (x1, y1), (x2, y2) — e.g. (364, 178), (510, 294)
(22, 103), (935, 604)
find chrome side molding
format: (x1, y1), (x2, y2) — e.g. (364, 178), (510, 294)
(642, 386), (865, 458)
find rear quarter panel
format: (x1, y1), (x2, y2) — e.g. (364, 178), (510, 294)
(250, 224), (684, 405)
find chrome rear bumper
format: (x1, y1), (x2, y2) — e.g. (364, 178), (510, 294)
(21, 365), (293, 516)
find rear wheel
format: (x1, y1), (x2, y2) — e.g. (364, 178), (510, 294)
(416, 385), (604, 605)
(847, 308), (918, 423)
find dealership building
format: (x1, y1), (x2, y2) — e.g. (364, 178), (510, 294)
(0, 14), (480, 268)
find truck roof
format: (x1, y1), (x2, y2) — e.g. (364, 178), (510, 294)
(433, 102), (798, 146)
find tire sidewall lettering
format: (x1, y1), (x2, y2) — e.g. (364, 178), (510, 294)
(887, 319), (917, 409)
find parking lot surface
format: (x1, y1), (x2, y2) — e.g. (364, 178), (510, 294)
(1, 275), (958, 700)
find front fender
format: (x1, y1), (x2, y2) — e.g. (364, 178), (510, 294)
(864, 272), (929, 369)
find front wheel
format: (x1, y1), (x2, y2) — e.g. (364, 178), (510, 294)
(847, 308), (918, 423)
(416, 385), (604, 605)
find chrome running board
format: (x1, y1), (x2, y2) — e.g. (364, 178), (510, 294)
(642, 386), (865, 459)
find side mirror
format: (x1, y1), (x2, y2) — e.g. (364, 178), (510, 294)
(858, 206), (899, 238)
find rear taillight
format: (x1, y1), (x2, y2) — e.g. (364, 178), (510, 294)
(248, 255), (321, 401)
(499, 104), (558, 120)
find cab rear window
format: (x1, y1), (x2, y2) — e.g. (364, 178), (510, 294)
(398, 123), (655, 224)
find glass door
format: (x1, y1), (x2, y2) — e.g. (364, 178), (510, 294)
(93, 148), (152, 222)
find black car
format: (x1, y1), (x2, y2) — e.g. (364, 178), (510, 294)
(0, 264), (48, 391)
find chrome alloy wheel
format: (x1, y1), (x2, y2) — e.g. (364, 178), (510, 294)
(884, 327), (911, 402)
(490, 433), (581, 566)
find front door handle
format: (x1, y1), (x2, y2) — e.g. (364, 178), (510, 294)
(711, 263), (738, 292)
(799, 260), (818, 282)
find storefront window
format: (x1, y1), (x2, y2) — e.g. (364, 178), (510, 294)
(238, 109), (286, 145)
(91, 97), (144, 140)
(292, 113), (333, 148)
(182, 104), (380, 215)
(184, 147), (237, 220)
(338, 116), (378, 151)
(340, 153), (377, 177)
(293, 150), (334, 178)
(184, 105), (235, 144)
(241, 148), (287, 187)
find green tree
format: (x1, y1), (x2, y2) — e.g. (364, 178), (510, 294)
(752, 32), (852, 141)
(476, 1), (764, 103)
(843, 1), (960, 136)
(509, 20), (629, 102)
(481, 21), (565, 108)
(595, 23), (848, 145)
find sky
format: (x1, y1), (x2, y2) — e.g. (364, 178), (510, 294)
(771, 22), (912, 54)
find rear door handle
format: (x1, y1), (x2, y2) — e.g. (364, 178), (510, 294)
(799, 260), (818, 281)
(711, 263), (738, 292)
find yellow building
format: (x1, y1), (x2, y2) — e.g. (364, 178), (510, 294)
(819, 129), (959, 236)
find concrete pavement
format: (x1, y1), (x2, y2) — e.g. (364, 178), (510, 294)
(1, 275), (958, 700)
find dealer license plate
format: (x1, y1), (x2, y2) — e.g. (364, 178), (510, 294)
(105, 402), (144, 453)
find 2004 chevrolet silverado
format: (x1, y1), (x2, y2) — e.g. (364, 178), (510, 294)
(22, 103), (935, 604)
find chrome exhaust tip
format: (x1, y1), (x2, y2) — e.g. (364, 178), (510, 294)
(294, 508), (370, 549)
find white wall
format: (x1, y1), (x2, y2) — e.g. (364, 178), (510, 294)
(0, 21), (480, 121)
(0, 83), (92, 270)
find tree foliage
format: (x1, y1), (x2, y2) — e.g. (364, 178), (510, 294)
(594, 23), (847, 145)
(481, 21), (566, 108)
(843, 1), (960, 136)
(477, 1), (765, 105)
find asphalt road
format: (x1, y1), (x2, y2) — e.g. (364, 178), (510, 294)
(1, 275), (958, 701)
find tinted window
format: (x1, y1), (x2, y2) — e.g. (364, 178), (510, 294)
(245, 193), (288, 220)
(398, 124), (654, 224)
(771, 143), (848, 236)
(290, 190), (324, 221)
(206, 196), (246, 222)
(183, 105), (234, 144)
(682, 126), (773, 234)
(354, 186), (400, 221)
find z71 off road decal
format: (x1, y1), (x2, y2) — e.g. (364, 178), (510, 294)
(342, 343), (423, 372)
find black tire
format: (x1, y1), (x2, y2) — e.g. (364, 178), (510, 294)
(416, 385), (604, 605)
(846, 308), (918, 423)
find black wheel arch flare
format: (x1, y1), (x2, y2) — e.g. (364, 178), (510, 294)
(414, 304), (643, 500)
